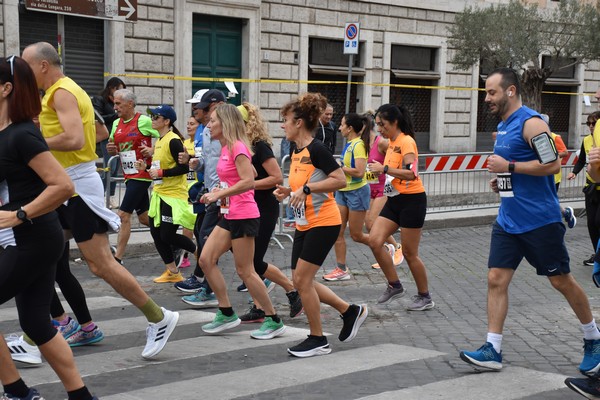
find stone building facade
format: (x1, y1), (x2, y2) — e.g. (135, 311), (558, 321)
(1, 0), (598, 154)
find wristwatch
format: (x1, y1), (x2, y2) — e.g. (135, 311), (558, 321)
(508, 162), (515, 173)
(16, 207), (32, 224)
(383, 165), (389, 174)
(303, 185), (311, 195)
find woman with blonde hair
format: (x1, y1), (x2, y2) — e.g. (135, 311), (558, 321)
(274, 93), (367, 357)
(199, 103), (285, 339)
(236, 102), (303, 323)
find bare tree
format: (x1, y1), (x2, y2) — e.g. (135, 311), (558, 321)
(448, 0), (600, 111)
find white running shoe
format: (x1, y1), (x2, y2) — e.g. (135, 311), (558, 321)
(6, 335), (42, 366)
(141, 308), (179, 359)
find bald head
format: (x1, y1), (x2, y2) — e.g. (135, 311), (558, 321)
(22, 42), (64, 90)
(23, 42), (61, 67)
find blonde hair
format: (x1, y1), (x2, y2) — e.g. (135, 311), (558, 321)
(239, 102), (272, 147)
(214, 103), (252, 154)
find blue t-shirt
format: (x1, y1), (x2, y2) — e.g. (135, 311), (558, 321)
(495, 106), (561, 234)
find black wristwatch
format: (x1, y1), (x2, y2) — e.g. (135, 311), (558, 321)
(303, 185), (311, 195)
(16, 207), (32, 224)
(383, 165), (389, 174)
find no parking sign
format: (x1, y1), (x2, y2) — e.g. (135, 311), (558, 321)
(344, 22), (360, 55)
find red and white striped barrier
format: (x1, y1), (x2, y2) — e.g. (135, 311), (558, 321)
(423, 151), (579, 173)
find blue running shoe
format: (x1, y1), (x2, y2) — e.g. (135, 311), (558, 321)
(580, 338), (600, 377)
(52, 317), (80, 340)
(182, 288), (218, 308)
(66, 326), (104, 347)
(459, 342), (502, 370)
(174, 274), (204, 293)
(563, 207), (577, 229)
(264, 278), (276, 293)
(1, 387), (45, 400)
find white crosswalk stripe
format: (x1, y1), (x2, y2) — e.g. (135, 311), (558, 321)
(102, 344), (444, 400)
(0, 295), (575, 399)
(355, 367), (566, 400)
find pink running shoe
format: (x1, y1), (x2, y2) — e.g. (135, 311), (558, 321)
(179, 256), (191, 268)
(323, 267), (351, 281)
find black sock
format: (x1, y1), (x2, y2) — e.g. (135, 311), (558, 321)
(220, 307), (234, 317)
(67, 386), (93, 400)
(266, 314), (281, 323)
(4, 379), (29, 398)
(418, 291), (430, 298)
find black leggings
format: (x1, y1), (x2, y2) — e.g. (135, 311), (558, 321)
(50, 242), (92, 324)
(0, 215), (62, 345)
(586, 191), (600, 251)
(253, 196), (279, 276)
(149, 198), (196, 264)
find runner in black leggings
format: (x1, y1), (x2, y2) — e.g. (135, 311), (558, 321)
(0, 55), (97, 400)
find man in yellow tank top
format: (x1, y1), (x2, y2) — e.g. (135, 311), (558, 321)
(22, 42), (179, 360)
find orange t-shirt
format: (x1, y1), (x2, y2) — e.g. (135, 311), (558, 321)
(288, 141), (341, 231)
(384, 133), (425, 194)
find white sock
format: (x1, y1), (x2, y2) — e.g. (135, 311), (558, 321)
(487, 332), (503, 353)
(582, 320), (600, 340)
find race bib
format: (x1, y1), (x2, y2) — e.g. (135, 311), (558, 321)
(497, 173), (514, 198)
(151, 160), (162, 185)
(219, 182), (230, 215)
(292, 202), (307, 226)
(119, 150), (137, 175)
(365, 169), (379, 184)
(383, 174), (399, 197)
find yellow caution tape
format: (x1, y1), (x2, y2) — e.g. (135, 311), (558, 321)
(104, 72), (593, 96)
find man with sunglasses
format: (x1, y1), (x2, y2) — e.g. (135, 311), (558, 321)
(106, 88), (159, 265)
(21, 41), (180, 360)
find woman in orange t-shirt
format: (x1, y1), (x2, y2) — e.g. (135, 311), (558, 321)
(274, 93), (368, 358)
(367, 104), (434, 312)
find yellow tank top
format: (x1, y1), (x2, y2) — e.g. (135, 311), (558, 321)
(152, 130), (188, 199)
(39, 77), (97, 168)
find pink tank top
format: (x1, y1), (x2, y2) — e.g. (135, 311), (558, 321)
(368, 135), (385, 190)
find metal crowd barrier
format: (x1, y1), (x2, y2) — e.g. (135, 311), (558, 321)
(421, 151), (586, 213)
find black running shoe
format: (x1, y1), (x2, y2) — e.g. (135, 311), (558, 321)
(585, 255), (596, 267)
(237, 282), (248, 292)
(239, 305), (265, 324)
(287, 335), (331, 358)
(565, 376), (600, 399)
(338, 304), (368, 342)
(286, 290), (303, 318)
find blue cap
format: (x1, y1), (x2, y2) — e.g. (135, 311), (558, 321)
(147, 104), (177, 123)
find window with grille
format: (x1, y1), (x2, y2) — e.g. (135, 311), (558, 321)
(389, 45), (438, 153)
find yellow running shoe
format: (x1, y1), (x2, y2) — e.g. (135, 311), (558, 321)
(153, 269), (184, 283)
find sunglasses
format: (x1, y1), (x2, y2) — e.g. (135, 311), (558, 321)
(151, 115), (164, 121)
(6, 55), (14, 77)
(587, 121), (597, 127)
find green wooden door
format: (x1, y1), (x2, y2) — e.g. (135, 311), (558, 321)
(192, 14), (242, 105)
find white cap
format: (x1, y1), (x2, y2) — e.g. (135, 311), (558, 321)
(186, 89), (209, 104)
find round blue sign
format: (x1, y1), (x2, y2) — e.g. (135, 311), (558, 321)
(346, 24), (358, 40)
